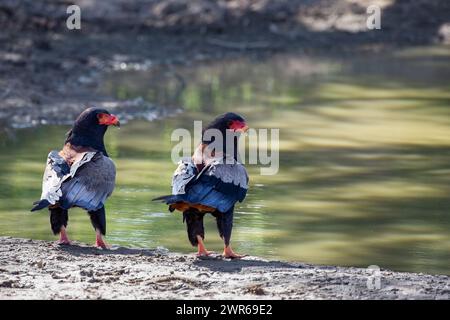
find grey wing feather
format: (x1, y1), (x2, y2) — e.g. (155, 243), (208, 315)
(202, 157), (249, 190)
(171, 157), (249, 196)
(59, 153), (116, 211)
(37, 150), (114, 212)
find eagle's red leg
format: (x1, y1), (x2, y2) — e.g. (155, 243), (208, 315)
(95, 229), (109, 249)
(58, 226), (71, 245)
(223, 245), (244, 259)
(89, 207), (108, 249)
(215, 209), (245, 259)
(196, 235), (213, 256)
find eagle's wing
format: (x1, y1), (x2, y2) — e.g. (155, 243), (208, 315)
(59, 153), (116, 211)
(31, 150), (92, 211)
(31, 151), (115, 212)
(200, 158), (249, 201)
(155, 157), (248, 213)
(185, 158), (248, 212)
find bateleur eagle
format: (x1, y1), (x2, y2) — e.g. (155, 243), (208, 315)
(154, 112), (249, 258)
(31, 107), (119, 248)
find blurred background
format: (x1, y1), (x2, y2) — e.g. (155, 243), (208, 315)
(0, 0), (449, 275)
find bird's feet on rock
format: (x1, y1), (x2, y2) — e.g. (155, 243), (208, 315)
(95, 237), (109, 249)
(95, 239), (109, 249)
(196, 236), (213, 256)
(57, 239), (71, 245)
(196, 249), (214, 257)
(95, 232), (109, 249)
(223, 246), (245, 259)
(57, 228), (71, 245)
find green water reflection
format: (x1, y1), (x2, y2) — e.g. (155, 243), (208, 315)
(1, 47), (449, 274)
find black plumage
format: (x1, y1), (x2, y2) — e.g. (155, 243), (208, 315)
(65, 108), (111, 157)
(49, 207), (68, 235)
(183, 209), (206, 246)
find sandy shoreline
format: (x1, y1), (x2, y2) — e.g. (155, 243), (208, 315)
(0, 237), (448, 300)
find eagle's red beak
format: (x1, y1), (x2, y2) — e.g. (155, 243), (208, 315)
(98, 113), (120, 127)
(229, 120), (249, 133)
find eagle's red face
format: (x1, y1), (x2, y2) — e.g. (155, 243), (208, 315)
(97, 113), (120, 127)
(228, 119), (249, 132)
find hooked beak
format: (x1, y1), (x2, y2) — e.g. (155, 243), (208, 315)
(239, 124), (249, 133)
(110, 114), (120, 127)
(98, 113), (120, 127)
(235, 123), (249, 133)
(229, 120), (249, 133)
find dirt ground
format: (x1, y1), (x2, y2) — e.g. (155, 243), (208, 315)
(1, 0), (450, 127)
(1, 1), (450, 300)
(0, 237), (448, 299)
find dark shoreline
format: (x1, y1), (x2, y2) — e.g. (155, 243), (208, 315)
(1, 0), (449, 127)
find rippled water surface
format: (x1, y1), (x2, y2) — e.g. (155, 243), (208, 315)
(1, 46), (449, 274)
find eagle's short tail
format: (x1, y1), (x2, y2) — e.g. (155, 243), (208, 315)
(152, 195), (181, 203)
(30, 199), (51, 212)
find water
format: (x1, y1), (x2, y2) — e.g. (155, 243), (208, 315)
(1, 46), (449, 275)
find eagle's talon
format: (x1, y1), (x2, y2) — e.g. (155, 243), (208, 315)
(95, 231), (109, 249)
(196, 250), (214, 257)
(223, 246), (244, 259)
(57, 227), (71, 245)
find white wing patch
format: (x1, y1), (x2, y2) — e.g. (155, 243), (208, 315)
(172, 157), (197, 195)
(40, 151), (97, 205)
(170, 156), (249, 196)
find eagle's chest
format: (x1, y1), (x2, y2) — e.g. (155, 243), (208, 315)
(59, 144), (94, 166)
